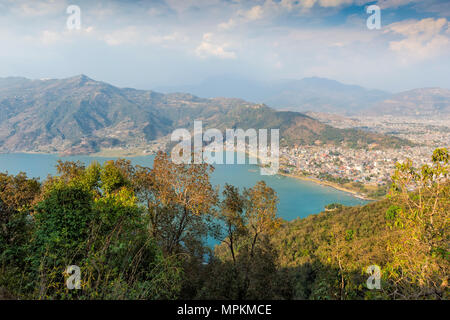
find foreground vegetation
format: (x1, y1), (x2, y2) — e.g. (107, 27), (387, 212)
(0, 149), (448, 299)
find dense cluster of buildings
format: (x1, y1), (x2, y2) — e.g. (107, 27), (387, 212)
(279, 145), (436, 186)
(310, 115), (449, 148)
(280, 116), (449, 187)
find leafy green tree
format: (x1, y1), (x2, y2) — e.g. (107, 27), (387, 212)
(385, 148), (449, 299)
(0, 172), (41, 297)
(20, 159), (184, 299)
(32, 183), (95, 298)
(0, 172), (40, 265)
(207, 181), (281, 299)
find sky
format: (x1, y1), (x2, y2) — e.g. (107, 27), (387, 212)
(0, 0), (449, 92)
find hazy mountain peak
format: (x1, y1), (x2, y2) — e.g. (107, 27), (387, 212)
(70, 74), (92, 81)
(0, 76), (33, 89)
(299, 76), (340, 84)
(64, 74), (96, 85)
(366, 87), (450, 116)
(156, 75), (391, 114)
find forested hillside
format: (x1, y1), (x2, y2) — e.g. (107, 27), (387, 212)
(0, 149), (448, 300)
(208, 147), (448, 300)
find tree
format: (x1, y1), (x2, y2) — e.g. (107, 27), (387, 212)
(146, 152), (218, 255)
(210, 181), (281, 299)
(219, 184), (246, 266)
(386, 148), (449, 299)
(100, 159), (135, 194)
(20, 159), (184, 300)
(243, 181), (281, 256)
(0, 172), (41, 296)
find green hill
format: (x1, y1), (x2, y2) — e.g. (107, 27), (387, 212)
(207, 149), (448, 300)
(0, 75), (410, 154)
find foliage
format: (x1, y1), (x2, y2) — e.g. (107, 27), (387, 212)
(0, 160), (183, 299)
(384, 147), (449, 299)
(0, 148), (448, 300)
(202, 181), (281, 299)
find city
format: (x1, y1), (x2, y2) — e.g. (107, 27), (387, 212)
(278, 115), (449, 199)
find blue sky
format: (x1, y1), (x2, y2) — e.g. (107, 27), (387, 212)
(0, 0), (449, 92)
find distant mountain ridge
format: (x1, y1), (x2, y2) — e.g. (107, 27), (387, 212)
(158, 76), (450, 116)
(157, 76), (391, 115)
(0, 75), (410, 154)
(366, 87), (450, 117)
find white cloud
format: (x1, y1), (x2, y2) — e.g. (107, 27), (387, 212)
(277, 0), (356, 11)
(218, 18), (237, 30)
(195, 33), (236, 59)
(318, 0), (354, 8)
(387, 17), (448, 37)
(218, 5), (265, 30)
(11, 0), (67, 17)
(217, 0), (360, 30)
(385, 18), (450, 63)
(103, 26), (139, 46)
(244, 5), (264, 20)
(375, 0), (421, 9)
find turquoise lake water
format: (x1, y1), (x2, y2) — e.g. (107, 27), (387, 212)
(0, 152), (367, 221)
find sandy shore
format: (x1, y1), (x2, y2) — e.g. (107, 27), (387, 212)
(278, 172), (374, 201)
(223, 147), (374, 201)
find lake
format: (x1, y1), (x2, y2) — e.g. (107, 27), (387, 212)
(0, 152), (368, 221)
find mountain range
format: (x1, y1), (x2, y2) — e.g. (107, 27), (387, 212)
(158, 76), (450, 116)
(366, 87), (450, 117)
(0, 75), (410, 155)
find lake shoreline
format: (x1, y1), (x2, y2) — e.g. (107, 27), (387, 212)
(2, 149), (374, 201)
(0, 152), (369, 220)
(233, 148), (374, 201)
(277, 172), (375, 201)
(1, 148), (155, 158)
